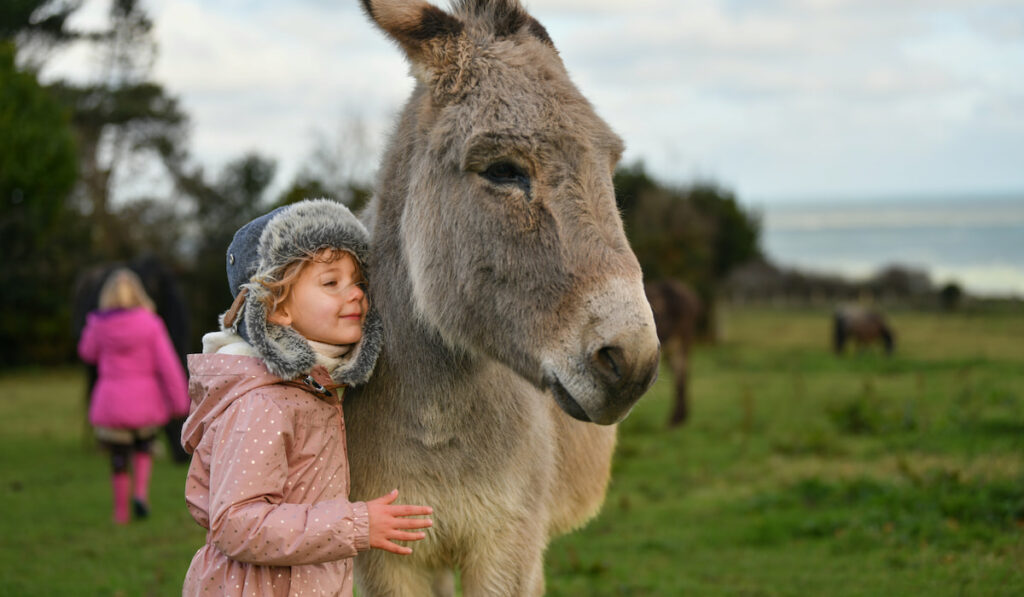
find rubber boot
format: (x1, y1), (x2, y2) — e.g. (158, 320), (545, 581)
(112, 473), (131, 524)
(132, 452), (152, 519)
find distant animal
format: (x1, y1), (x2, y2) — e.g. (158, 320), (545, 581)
(645, 279), (701, 427)
(72, 255), (192, 462)
(345, 1), (661, 595)
(833, 305), (895, 355)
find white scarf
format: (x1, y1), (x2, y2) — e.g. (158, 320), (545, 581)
(203, 330), (353, 376)
(306, 338), (352, 375)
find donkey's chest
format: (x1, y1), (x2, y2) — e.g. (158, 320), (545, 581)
(414, 381), (551, 452)
(348, 374), (556, 484)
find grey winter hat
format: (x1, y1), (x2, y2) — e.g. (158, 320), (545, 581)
(220, 198), (382, 386)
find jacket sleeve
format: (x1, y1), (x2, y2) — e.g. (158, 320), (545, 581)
(149, 316), (191, 417)
(77, 314), (99, 364)
(205, 394), (370, 566)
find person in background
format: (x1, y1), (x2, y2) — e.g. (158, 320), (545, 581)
(78, 268), (191, 524)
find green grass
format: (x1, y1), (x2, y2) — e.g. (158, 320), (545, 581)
(546, 305), (1024, 596)
(2, 305), (1023, 595)
(0, 369), (204, 596)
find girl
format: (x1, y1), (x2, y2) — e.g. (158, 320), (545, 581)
(78, 268), (191, 524)
(181, 199), (432, 596)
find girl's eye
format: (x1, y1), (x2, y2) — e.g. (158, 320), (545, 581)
(323, 281), (337, 287)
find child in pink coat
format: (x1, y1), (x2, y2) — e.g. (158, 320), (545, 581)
(78, 268), (191, 524)
(181, 199), (432, 597)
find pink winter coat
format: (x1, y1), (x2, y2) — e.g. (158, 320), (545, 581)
(77, 307), (190, 429)
(181, 354), (369, 597)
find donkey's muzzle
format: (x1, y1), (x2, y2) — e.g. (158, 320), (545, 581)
(542, 277), (661, 425)
(592, 343), (659, 395)
(585, 329), (660, 423)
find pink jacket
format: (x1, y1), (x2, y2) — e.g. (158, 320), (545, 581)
(77, 307), (190, 429)
(181, 354), (369, 597)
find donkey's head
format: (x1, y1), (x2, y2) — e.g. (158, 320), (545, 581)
(362, 0), (659, 424)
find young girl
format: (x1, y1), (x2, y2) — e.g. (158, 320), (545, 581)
(182, 199), (432, 596)
(78, 268), (191, 524)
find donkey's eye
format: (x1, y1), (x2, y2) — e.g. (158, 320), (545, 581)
(480, 161), (531, 193)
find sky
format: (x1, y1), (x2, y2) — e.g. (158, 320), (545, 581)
(40, 0), (1024, 206)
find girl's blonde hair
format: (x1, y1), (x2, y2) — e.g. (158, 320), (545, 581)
(99, 268), (156, 312)
(257, 248), (365, 316)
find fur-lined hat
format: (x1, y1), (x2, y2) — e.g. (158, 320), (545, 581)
(220, 199), (382, 386)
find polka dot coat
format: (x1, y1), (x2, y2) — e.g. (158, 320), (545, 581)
(181, 354), (369, 597)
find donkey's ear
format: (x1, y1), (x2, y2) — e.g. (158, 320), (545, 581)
(360, 0), (464, 64)
(463, 0), (555, 48)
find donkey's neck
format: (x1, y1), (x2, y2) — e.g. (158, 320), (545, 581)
(375, 251), (476, 392)
(368, 94), (481, 395)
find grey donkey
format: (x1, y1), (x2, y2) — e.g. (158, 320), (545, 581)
(345, 1), (661, 594)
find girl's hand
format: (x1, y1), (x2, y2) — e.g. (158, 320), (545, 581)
(366, 489), (433, 555)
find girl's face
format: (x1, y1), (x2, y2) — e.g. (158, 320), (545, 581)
(268, 252), (366, 346)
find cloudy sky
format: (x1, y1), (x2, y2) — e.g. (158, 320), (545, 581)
(42, 0), (1024, 206)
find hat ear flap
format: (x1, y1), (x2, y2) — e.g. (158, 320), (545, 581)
(229, 283), (316, 380)
(329, 303), (383, 387)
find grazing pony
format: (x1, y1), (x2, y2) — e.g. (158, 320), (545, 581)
(345, 1), (661, 595)
(833, 305), (895, 356)
(644, 279), (701, 427)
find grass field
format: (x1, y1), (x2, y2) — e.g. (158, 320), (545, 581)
(1, 305), (1022, 596)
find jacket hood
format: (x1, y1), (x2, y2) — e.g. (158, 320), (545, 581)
(219, 198), (382, 387)
(182, 354), (284, 453)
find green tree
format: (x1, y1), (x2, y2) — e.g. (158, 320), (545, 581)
(1, 0), (196, 366)
(0, 40), (80, 366)
(275, 174), (333, 208)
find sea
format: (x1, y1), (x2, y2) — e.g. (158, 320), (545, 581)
(754, 195), (1024, 299)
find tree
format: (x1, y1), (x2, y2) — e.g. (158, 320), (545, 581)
(0, 42), (77, 255)
(276, 174), (333, 209)
(0, 40), (80, 366)
(939, 282), (964, 311)
(46, 0), (188, 261)
(2, 0), (80, 69)
(178, 153), (278, 348)
(1, 0), (196, 366)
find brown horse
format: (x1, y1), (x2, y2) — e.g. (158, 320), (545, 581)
(345, 1), (660, 595)
(645, 279), (701, 427)
(833, 305), (895, 355)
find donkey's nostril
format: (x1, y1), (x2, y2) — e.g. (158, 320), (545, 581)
(594, 346), (624, 382)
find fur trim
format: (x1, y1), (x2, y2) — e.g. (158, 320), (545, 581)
(251, 199), (370, 287)
(337, 305), (383, 386)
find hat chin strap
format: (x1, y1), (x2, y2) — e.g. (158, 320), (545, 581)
(222, 287), (249, 328)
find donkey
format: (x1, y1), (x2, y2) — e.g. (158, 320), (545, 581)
(343, 1), (661, 595)
(644, 278), (701, 427)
